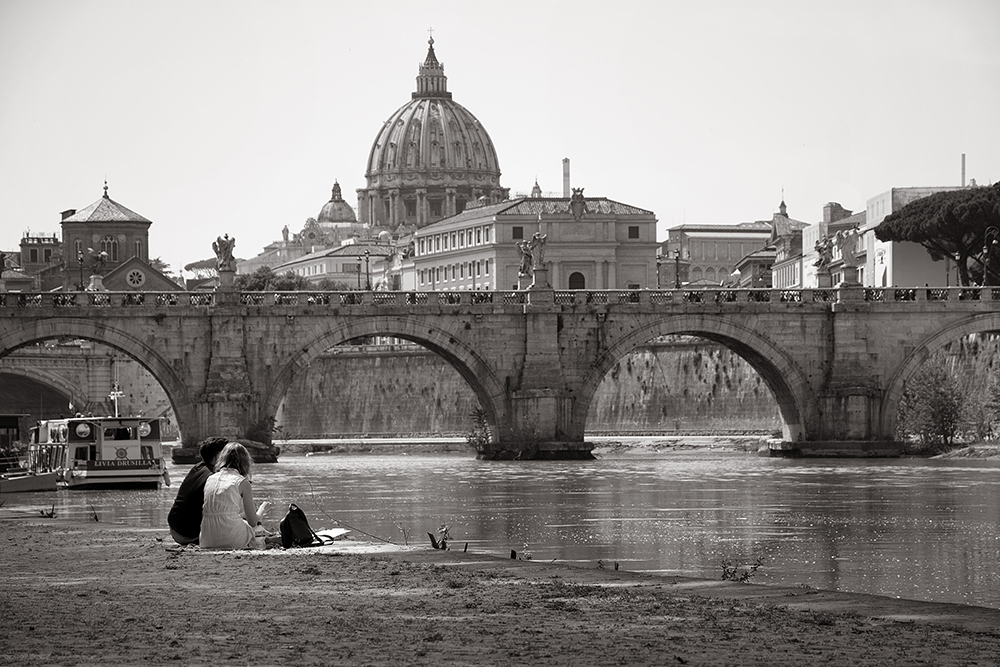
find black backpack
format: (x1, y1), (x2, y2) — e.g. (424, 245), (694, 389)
(279, 503), (322, 548)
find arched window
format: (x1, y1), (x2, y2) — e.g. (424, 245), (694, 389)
(101, 235), (118, 262)
(568, 272), (586, 289)
(134, 239), (142, 260)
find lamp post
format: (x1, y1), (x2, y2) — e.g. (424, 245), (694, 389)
(108, 381), (124, 418)
(364, 249), (371, 291)
(673, 249), (681, 289)
(983, 226), (999, 287)
(76, 249), (84, 291)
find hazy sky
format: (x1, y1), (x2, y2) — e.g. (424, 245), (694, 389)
(2, 0), (998, 276)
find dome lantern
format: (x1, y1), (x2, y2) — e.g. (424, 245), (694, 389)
(413, 37), (452, 100)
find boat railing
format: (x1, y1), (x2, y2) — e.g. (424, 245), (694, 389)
(27, 443), (68, 473)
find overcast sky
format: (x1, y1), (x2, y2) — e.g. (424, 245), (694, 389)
(2, 0), (998, 276)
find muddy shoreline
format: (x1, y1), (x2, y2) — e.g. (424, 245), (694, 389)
(1, 517), (998, 666)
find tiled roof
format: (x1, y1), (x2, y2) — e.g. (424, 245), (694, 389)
(63, 195), (151, 224)
(424, 196), (654, 229)
(501, 197), (653, 216)
(433, 200), (524, 226)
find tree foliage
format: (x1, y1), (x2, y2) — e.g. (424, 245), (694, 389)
(234, 266), (310, 291)
(874, 183), (1000, 286)
(316, 278), (355, 291)
(184, 258), (218, 279)
(896, 360), (964, 450)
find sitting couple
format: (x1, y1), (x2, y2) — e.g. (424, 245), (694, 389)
(167, 439), (277, 549)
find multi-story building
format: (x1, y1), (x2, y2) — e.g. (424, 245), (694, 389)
(412, 190), (658, 291)
(272, 237), (396, 290)
(659, 221), (772, 287)
(860, 186), (965, 288)
(772, 202), (862, 289)
(661, 201), (804, 288)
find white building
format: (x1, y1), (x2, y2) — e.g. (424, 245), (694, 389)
(412, 191), (659, 291)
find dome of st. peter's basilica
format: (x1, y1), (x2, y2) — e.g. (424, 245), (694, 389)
(356, 37), (508, 231)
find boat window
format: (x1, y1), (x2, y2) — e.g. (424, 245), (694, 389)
(74, 446), (88, 460)
(141, 445), (153, 460)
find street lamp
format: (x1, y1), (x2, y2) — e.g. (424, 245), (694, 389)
(76, 249), (85, 291)
(108, 381), (124, 418)
(673, 249), (681, 289)
(985, 226), (999, 287)
(364, 249), (371, 291)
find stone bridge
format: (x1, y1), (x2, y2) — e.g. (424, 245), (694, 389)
(1, 285), (998, 457)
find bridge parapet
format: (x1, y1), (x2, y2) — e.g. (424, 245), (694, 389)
(3, 286), (996, 314)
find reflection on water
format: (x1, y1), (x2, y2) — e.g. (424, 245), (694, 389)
(6, 449), (1000, 608)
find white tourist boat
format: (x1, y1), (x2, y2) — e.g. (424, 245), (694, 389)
(29, 417), (170, 490)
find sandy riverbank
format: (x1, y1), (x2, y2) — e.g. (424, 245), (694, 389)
(1, 517), (999, 666)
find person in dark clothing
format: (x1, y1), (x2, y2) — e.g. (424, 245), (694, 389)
(167, 438), (228, 545)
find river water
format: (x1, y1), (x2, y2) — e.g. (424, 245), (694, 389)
(5, 446), (1000, 609)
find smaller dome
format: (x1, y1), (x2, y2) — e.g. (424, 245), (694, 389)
(317, 181), (357, 225)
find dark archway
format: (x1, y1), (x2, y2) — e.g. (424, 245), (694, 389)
(568, 272), (586, 290)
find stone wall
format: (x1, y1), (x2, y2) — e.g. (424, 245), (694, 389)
(274, 339), (783, 438)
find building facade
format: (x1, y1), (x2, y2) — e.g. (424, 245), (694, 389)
(860, 187), (964, 288)
(412, 190), (658, 291)
(659, 221), (772, 288)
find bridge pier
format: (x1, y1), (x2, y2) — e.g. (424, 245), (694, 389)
(506, 388), (593, 460)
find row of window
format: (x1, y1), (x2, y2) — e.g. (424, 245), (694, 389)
(293, 262), (361, 276)
(688, 241), (764, 262)
(417, 225), (494, 256)
(418, 259), (491, 286)
(71, 237), (140, 263)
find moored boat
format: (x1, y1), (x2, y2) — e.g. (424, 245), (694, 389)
(29, 417), (169, 490)
(0, 468), (59, 493)
(171, 438), (279, 465)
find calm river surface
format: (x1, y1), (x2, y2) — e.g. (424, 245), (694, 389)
(6, 446), (1000, 609)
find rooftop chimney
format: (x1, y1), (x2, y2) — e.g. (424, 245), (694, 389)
(60, 209), (76, 221)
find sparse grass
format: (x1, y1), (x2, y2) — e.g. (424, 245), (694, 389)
(721, 555), (763, 583)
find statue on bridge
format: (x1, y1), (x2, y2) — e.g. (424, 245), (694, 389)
(516, 240), (532, 277)
(528, 232), (547, 269)
(814, 236), (833, 270)
(213, 234), (237, 272)
(835, 228), (860, 269)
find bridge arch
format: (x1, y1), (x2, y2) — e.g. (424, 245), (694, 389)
(574, 314), (813, 442)
(0, 318), (193, 436)
(880, 313), (1000, 437)
(264, 315), (508, 441)
(0, 367), (77, 406)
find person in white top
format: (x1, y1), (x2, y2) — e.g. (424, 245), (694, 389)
(200, 442), (270, 549)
